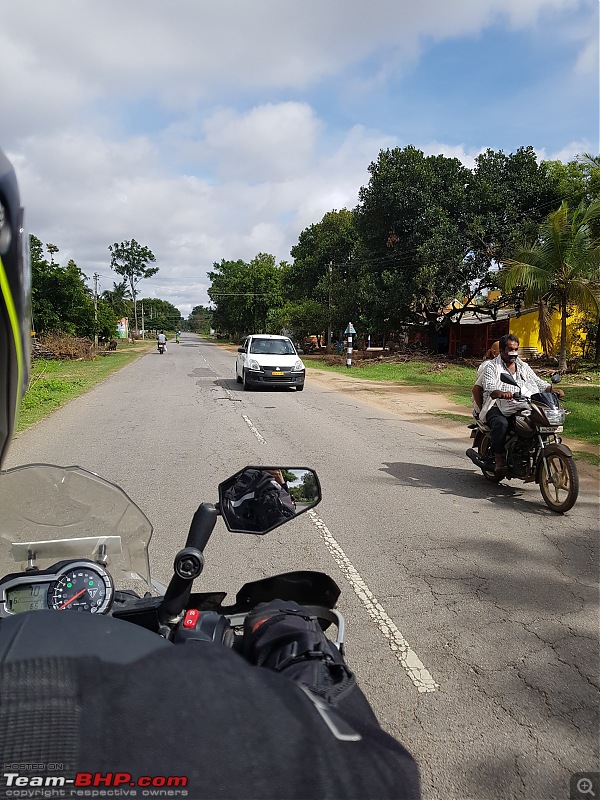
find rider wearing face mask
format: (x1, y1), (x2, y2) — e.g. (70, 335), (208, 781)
(0, 148), (420, 800)
(480, 333), (564, 476)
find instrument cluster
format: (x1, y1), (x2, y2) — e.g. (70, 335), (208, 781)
(0, 560), (114, 617)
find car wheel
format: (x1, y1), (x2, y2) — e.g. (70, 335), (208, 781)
(236, 364), (242, 384)
(243, 370), (252, 391)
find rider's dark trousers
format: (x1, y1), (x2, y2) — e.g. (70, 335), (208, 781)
(486, 406), (510, 454)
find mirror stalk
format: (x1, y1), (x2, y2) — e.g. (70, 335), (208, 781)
(186, 503), (219, 551)
(158, 503), (219, 628)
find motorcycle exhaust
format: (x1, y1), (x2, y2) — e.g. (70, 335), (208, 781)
(466, 448), (485, 469)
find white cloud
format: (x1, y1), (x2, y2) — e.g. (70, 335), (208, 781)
(419, 142), (488, 169)
(13, 116), (397, 310)
(538, 141), (597, 162)
(200, 103), (321, 181)
(572, 25), (599, 77)
(3, 0), (595, 316)
(5, 0), (585, 123)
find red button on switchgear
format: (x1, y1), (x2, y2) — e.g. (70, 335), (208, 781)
(183, 609), (200, 628)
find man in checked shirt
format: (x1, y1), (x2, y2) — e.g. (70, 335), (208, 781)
(480, 333), (564, 476)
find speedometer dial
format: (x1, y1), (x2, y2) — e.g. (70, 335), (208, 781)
(48, 566), (113, 614)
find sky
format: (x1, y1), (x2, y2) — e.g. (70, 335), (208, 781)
(2, 0), (598, 317)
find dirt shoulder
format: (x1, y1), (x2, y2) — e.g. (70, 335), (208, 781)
(307, 367), (466, 421)
(216, 342), (598, 476)
(305, 367), (599, 481)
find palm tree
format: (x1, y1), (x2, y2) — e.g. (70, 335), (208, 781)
(101, 280), (132, 320)
(500, 199), (600, 371)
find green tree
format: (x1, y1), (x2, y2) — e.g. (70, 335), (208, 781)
(300, 470), (318, 502)
(207, 254), (284, 337)
(543, 154), (600, 208)
(101, 280), (132, 320)
(30, 235), (96, 336)
(188, 305), (213, 334)
(287, 209), (360, 342)
(279, 299), (329, 344)
(466, 147), (562, 285)
(46, 242), (59, 265)
(500, 199), (600, 370)
(138, 298), (183, 332)
(352, 145), (567, 343)
(109, 239), (158, 334)
(207, 258), (248, 336)
(354, 146), (472, 336)
(96, 300), (118, 340)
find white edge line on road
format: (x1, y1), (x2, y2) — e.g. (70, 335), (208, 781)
(307, 510), (439, 693)
(242, 415), (266, 444)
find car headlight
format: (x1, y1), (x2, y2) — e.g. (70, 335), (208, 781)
(248, 359), (261, 371)
(292, 360), (304, 372)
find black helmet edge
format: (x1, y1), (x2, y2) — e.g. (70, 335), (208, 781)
(0, 148), (31, 467)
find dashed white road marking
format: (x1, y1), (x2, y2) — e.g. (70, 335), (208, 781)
(307, 510), (439, 693)
(204, 352), (436, 690)
(242, 415), (266, 444)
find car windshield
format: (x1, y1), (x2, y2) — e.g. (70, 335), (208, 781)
(249, 339), (295, 355)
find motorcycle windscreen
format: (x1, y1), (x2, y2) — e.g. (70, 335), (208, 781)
(0, 463), (155, 594)
(530, 391), (560, 408)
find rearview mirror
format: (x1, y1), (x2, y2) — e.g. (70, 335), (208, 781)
(500, 372), (519, 387)
(218, 467), (321, 535)
(550, 372), (561, 384)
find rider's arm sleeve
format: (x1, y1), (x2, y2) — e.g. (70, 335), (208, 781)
(481, 361), (499, 393)
(526, 364), (552, 393)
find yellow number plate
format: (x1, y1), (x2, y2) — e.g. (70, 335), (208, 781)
(271, 371), (284, 376)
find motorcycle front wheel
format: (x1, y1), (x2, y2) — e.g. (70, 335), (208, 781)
(477, 434), (501, 483)
(539, 452), (579, 513)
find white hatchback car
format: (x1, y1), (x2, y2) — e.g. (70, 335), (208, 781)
(235, 334), (305, 391)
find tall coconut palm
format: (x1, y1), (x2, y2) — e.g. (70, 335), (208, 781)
(500, 199), (600, 371)
(101, 280), (132, 320)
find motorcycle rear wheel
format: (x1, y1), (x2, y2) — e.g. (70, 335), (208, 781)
(539, 452), (579, 513)
(477, 434), (501, 482)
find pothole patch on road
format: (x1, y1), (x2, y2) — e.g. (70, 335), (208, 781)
(189, 368), (215, 377)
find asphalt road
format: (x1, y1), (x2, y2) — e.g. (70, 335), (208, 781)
(6, 334), (599, 800)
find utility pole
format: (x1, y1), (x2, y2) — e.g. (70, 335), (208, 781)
(141, 302), (145, 339)
(327, 261), (333, 347)
(93, 273), (100, 348)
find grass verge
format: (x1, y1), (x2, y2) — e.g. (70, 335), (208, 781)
(572, 451), (600, 467)
(17, 341), (155, 432)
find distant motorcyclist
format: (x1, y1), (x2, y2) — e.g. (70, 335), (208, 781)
(0, 148), (420, 799)
(480, 333), (564, 475)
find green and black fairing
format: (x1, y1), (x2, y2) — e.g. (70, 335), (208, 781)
(0, 149), (30, 467)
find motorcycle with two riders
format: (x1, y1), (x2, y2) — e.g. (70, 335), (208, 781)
(466, 371), (579, 513)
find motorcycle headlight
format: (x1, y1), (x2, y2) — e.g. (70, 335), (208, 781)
(248, 359), (261, 371)
(544, 408), (565, 425)
(292, 360), (304, 372)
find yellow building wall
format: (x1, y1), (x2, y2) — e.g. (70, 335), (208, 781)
(509, 309), (586, 356)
